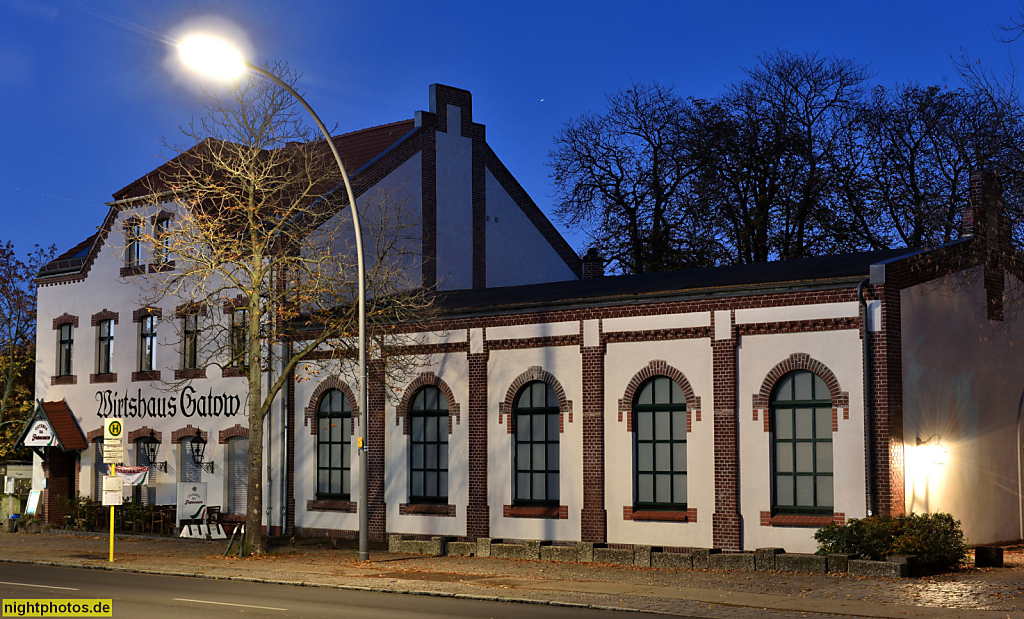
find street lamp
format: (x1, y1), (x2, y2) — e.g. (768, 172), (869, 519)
(177, 34), (370, 560)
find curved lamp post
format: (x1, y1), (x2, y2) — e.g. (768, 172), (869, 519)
(177, 34), (370, 560)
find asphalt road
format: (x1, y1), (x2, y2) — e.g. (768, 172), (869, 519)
(0, 563), (673, 618)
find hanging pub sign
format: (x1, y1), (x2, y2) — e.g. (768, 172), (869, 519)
(22, 420), (56, 447)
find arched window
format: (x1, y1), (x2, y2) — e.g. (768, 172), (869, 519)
(771, 370), (833, 514)
(409, 386), (448, 504)
(179, 437), (202, 483)
(316, 388), (352, 499)
(513, 381), (559, 505)
(133, 438), (154, 506)
(634, 376), (687, 509)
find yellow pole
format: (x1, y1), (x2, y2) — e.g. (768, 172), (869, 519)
(108, 465), (114, 562)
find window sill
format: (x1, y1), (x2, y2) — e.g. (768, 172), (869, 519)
(760, 511), (844, 527)
(623, 507), (697, 522)
(222, 368), (247, 378)
(132, 370), (161, 382)
(51, 375), (77, 386)
(307, 499), (356, 513)
(148, 261), (175, 273)
(120, 265), (145, 277)
(399, 503), (456, 517)
(503, 504), (568, 519)
(175, 368), (207, 380)
(90, 373), (117, 384)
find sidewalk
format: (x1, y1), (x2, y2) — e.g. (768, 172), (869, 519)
(1, 531), (1023, 618)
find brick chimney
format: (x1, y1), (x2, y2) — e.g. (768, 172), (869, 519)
(966, 171), (1008, 320)
(582, 248), (605, 279)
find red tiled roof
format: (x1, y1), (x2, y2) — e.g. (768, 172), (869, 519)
(40, 401), (88, 451)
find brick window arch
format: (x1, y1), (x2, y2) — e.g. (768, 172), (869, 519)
(305, 377), (358, 435)
(618, 360), (702, 431)
(396, 372), (461, 434)
(498, 366), (572, 433)
(751, 353), (849, 432)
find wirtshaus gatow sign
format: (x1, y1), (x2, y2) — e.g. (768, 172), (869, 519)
(94, 386), (243, 419)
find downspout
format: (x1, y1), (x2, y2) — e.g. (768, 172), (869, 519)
(1016, 388), (1024, 541)
(858, 279), (877, 517)
(283, 340), (293, 534)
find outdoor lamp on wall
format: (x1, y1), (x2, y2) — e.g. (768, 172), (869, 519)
(915, 434), (947, 466)
(188, 428), (214, 473)
(144, 429), (168, 473)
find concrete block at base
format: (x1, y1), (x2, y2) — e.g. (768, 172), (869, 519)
(446, 541), (476, 557)
(396, 536), (446, 556)
(634, 545), (660, 567)
(476, 538), (494, 558)
(652, 552), (693, 569)
(755, 547), (785, 571)
(776, 553), (828, 573)
(848, 559), (908, 578)
(577, 542), (597, 562)
(692, 548), (721, 570)
(827, 553), (856, 573)
(593, 547), (634, 565)
(389, 535), (404, 553)
(490, 540), (545, 560)
(976, 546), (1004, 568)
(541, 545), (579, 562)
(710, 553), (756, 571)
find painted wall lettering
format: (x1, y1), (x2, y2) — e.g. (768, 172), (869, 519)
(94, 386), (242, 418)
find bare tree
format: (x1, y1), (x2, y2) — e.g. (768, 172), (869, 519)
(0, 242), (53, 457)
(548, 82), (722, 274)
(122, 64), (432, 553)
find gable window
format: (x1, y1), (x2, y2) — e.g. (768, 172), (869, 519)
(634, 376), (687, 509)
(125, 220), (141, 268)
(230, 308), (249, 369)
(513, 381), (559, 505)
(139, 315), (157, 372)
(316, 388), (351, 499)
(409, 386), (448, 504)
(772, 370), (833, 515)
(153, 217), (170, 264)
(182, 313), (200, 370)
(57, 323), (74, 376)
(96, 319), (113, 375)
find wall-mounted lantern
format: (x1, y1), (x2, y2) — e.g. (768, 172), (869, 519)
(188, 428), (214, 473)
(143, 429), (167, 472)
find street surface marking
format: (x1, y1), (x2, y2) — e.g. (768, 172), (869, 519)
(173, 598), (288, 611)
(0, 581), (80, 591)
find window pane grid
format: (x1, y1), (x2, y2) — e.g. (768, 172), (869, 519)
(183, 314), (200, 370)
(409, 386), (449, 504)
(231, 309), (249, 369)
(513, 382), (559, 506)
(97, 320), (113, 374)
(634, 376), (687, 509)
(772, 370), (833, 515)
(316, 389), (351, 499)
(139, 315), (156, 371)
(58, 323), (73, 376)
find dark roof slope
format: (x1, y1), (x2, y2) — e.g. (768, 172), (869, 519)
(437, 247), (920, 314)
(111, 120), (416, 202)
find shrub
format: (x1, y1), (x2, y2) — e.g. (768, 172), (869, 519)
(815, 512), (969, 572)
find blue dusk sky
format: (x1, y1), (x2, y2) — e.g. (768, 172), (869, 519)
(1, 0), (1021, 261)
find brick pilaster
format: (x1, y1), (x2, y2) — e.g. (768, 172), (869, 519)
(712, 310), (742, 550)
(874, 284), (905, 516)
(580, 344), (607, 542)
(368, 360), (387, 540)
(466, 351), (490, 538)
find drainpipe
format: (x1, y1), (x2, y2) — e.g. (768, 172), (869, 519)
(1016, 388), (1024, 541)
(282, 340), (293, 534)
(858, 279), (877, 517)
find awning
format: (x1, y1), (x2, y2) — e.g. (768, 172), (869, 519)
(15, 400), (89, 455)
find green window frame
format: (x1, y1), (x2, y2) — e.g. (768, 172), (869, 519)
(771, 370), (833, 515)
(513, 381), (559, 506)
(182, 313), (200, 370)
(316, 388), (351, 499)
(408, 386), (449, 504)
(97, 319), (113, 375)
(57, 323), (73, 377)
(230, 308), (249, 369)
(633, 376), (687, 509)
(139, 315), (156, 372)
